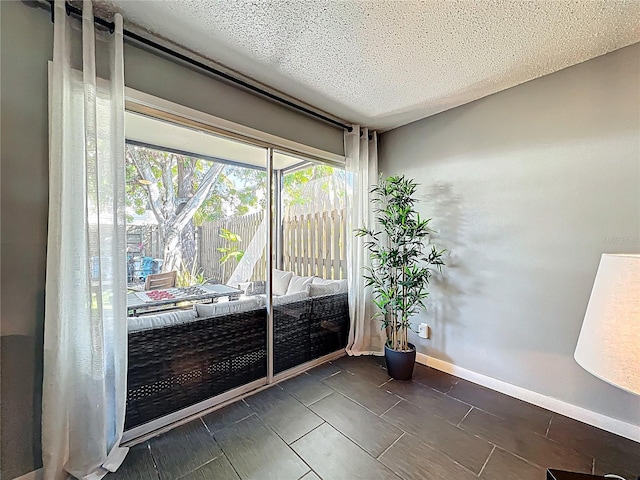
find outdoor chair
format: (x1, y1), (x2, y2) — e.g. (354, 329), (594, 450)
(144, 271), (177, 290)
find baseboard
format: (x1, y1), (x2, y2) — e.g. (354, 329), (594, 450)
(415, 352), (640, 443)
(13, 468), (42, 480)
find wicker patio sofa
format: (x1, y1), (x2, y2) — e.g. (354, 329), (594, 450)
(125, 288), (349, 430)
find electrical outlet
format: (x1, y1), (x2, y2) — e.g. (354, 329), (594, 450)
(418, 323), (430, 339)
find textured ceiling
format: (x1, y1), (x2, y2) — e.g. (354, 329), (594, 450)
(104, 0), (640, 131)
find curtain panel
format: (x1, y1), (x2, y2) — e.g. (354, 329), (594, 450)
(345, 126), (385, 355)
(43, 1), (128, 479)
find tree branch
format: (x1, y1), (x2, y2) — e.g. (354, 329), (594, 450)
(126, 146), (165, 224)
(163, 154), (176, 213)
(167, 163), (224, 233)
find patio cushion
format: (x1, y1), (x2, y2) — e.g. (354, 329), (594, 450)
(128, 309), (198, 333)
(272, 269), (294, 296)
(273, 290), (309, 306)
(195, 296), (262, 318)
(286, 274), (315, 294)
(307, 283), (341, 297)
(312, 277), (348, 293)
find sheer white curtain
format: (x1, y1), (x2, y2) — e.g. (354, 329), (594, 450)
(43, 1), (128, 479)
(345, 126), (385, 355)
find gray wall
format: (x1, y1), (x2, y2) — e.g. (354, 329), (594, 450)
(0, 1), (343, 477)
(379, 43), (640, 426)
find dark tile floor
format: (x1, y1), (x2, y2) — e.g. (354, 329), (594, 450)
(109, 356), (640, 480)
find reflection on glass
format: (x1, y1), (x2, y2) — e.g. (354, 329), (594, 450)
(274, 162), (349, 374)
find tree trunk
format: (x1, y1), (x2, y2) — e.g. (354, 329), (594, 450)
(180, 220), (197, 271)
(175, 157), (197, 271)
(127, 145), (224, 276)
(163, 230), (182, 273)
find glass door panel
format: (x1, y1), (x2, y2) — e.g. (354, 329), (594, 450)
(124, 112), (268, 430)
(273, 157), (349, 374)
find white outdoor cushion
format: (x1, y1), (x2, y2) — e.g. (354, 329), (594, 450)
(286, 274), (315, 294)
(335, 279), (348, 293)
(312, 278), (347, 294)
(128, 309), (198, 333)
(272, 290), (309, 306)
(195, 297), (262, 318)
(272, 269), (294, 296)
(307, 283), (340, 297)
(312, 277), (332, 285)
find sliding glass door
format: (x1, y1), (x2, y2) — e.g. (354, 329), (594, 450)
(122, 108), (347, 436)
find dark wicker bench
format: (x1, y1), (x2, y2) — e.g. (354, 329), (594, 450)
(274, 292), (349, 373)
(126, 292), (349, 429)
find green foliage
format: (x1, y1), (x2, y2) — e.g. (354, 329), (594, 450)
(217, 228), (244, 265)
(194, 167), (267, 225)
(283, 164), (344, 208)
(125, 145), (267, 226)
(175, 260), (208, 287)
(355, 175), (445, 352)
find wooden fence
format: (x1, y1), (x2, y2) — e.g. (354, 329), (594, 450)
(282, 210), (346, 280)
(198, 208), (346, 284)
(125, 225), (162, 258)
(198, 211), (265, 284)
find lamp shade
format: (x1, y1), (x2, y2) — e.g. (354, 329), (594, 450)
(575, 254), (640, 396)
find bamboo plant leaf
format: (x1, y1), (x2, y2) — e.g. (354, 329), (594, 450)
(356, 174), (447, 352)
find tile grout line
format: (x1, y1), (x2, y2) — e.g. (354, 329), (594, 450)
(374, 380), (474, 431)
(442, 389), (475, 411)
(477, 444), (496, 478)
(219, 413), (256, 433)
(591, 457), (595, 475)
(457, 406), (474, 427)
(545, 415), (553, 437)
(174, 453), (233, 480)
(226, 455), (244, 480)
(379, 399), (402, 418)
(146, 441), (169, 480)
(287, 419), (327, 446)
(295, 470), (313, 480)
(303, 388), (334, 408)
(229, 412), (320, 478)
(314, 418), (403, 470)
(325, 384), (391, 417)
(378, 378), (393, 388)
(289, 421), (328, 477)
(200, 416), (211, 434)
(376, 431), (405, 460)
(161, 418), (229, 479)
(493, 445), (547, 472)
(145, 442), (162, 480)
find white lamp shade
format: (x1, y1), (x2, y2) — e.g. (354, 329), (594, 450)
(575, 254), (640, 396)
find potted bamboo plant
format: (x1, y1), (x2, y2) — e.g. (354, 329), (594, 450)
(356, 175), (445, 380)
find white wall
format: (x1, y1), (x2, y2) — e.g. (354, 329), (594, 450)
(379, 43), (640, 427)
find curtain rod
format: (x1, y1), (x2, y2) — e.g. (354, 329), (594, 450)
(46, 1), (353, 132)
